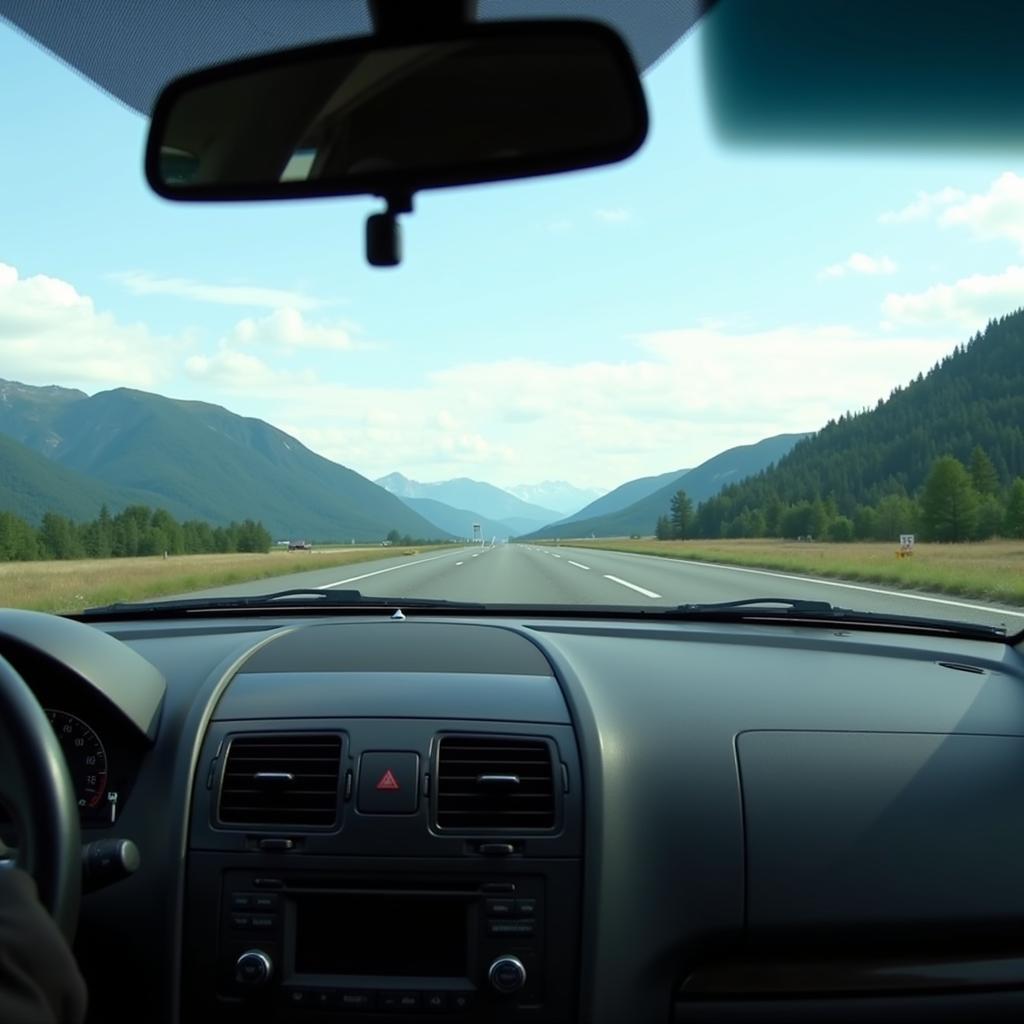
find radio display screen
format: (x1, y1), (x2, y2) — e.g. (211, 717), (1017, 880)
(293, 893), (470, 977)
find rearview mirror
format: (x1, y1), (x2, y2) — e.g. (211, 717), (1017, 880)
(145, 20), (647, 264)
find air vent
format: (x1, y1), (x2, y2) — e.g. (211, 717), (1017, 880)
(436, 736), (556, 830)
(218, 733), (341, 828)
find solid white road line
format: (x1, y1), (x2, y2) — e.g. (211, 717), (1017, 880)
(603, 574), (662, 599)
(647, 557), (1024, 619)
(317, 551), (460, 589)
(568, 561), (590, 570)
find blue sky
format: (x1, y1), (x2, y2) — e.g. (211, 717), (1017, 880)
(2, 17), (1023, 491)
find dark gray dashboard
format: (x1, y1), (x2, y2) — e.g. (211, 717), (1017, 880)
(6, 610), (1024, 1023)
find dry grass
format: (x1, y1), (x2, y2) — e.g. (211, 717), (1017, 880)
(554, 538), (1024, 606)
(0, 546), (447, 614)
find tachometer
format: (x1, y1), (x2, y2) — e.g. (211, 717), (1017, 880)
(45, 709), (109, 812)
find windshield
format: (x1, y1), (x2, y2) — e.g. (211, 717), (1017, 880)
(1, 11), (1022, 637)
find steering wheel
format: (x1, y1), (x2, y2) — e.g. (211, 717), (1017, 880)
(0, 652), (81, 940)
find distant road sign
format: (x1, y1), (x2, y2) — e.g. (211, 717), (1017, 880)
(472, 523), (482, 542)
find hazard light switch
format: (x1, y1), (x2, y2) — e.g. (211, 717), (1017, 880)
(357, 752), (419, 814)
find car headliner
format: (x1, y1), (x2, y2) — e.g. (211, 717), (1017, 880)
(0, 0), (709, 116)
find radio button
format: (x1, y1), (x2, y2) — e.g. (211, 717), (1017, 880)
(515, 898), (537, 916)
(338, 990), (375, 1010)
(252, 893), (279, 910)
(379, 990), (419, 1010)
(309, 989), (333, 1010)
(285, 988), (312, 1007)
(449, 992), (475, 1011)
(487, 919), (535, 937)
(230, 913), (251, 929)
(423, 991), (448, 1011)
(230, 893), (253, 910)
(250, 914), (277, 929)
(486, 898), (514, 916)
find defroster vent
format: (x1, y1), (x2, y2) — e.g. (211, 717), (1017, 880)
(218, 733), (342, 828)
(436, 735), (556, 830)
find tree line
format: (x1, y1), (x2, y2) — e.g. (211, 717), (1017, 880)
(0, 504), (273, 562)
(658, 447), (1024, 543)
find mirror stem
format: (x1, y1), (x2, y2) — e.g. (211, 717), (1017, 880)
(369, 0), (476, 37)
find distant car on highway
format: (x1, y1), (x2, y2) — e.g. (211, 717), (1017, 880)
(287, 539), (312, 550)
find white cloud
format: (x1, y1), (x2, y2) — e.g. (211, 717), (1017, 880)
(184, 346), (319, 389)
(227, 307), (362, 351)
(819, 252), (898, 280)
(595, 208), (631, 223)
(0, 262), (174, 389)
(882, 264), (1024, 328)
(938, 171), (1024, 250)
(111, 271), (329, 311)
(222, 324), (956, 489)
(878, 186), (965, 224)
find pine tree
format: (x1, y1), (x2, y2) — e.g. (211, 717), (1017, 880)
(969, 446), (1000, 496)
(920, 456), (979, 542)
(669, 490), (693, 540)
(1005, 478), (1024, 538)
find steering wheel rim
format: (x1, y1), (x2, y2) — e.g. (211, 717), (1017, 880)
(0, 652), (80, 940)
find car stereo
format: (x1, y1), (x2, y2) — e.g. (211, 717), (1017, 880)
(217, 870), (556, 1019)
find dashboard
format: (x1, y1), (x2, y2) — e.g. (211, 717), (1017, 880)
(2, 607), (1024, 1024)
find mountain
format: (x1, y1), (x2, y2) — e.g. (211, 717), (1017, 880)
(504, 481), (605, 517)
(0, 433), (166, 523)
(375, 472), (560, 525)
(0, 380), (450, 541)
(691, 311), (1024, 536)
(524, 433), (807, 538)
(401, 497), (514, 541)
(553, 468), (691, 526)
(0, 379), (87, 454)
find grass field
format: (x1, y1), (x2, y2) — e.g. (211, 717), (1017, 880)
(553, 538), (1024, 607)
(0, 546), (445, 614)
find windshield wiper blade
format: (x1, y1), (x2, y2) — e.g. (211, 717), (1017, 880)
(81, 588), (486, 616)
(669, 597), (1007, 639)
(678, 597), (835, 614)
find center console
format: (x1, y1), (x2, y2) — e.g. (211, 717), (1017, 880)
(182, 708), (583, 1023)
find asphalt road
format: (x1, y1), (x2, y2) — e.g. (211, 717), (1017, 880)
(179, 543), (1024, 632)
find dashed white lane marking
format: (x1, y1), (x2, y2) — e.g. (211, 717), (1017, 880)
(568, 561), (590, 570)
(603, 574), (661, 599)
(455, 561), (464, 566)
(318, 551), (461, 589)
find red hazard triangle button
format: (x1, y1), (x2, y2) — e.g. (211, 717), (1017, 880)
(358, 752), (418, 814)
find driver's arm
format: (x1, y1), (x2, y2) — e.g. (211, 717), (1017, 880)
(0, 868), (87, 1024)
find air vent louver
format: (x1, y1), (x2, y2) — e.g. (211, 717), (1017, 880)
(436, 736), (556, 830)
(218, 733), (341, 828)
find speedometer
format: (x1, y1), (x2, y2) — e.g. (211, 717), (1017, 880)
(45, 709), (109, 812)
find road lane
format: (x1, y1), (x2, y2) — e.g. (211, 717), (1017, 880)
(171, 542), (1022, 630)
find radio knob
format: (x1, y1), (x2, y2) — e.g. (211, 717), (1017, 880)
(488, 955), (527, 994)
(235, 949), (273, 986)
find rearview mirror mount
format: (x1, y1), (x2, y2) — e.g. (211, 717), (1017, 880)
(145, 19), (648, 266)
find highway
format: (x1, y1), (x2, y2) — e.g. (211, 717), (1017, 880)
(178, 543), (1024, 632)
